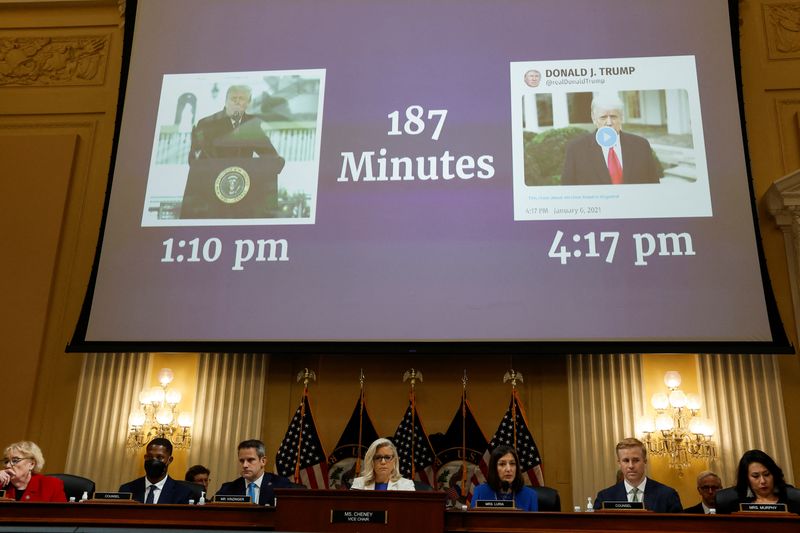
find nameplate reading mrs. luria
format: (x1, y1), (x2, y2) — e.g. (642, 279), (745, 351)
(93, 492), (132, 500)
(601, 501), (645, 510)
(475, 500), (515, 509)
(213, 495), (251, 504)
(331, 510), (387, 524)
(739, 502), (788, 512)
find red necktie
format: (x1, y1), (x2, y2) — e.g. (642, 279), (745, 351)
(608, 147), (623, 184)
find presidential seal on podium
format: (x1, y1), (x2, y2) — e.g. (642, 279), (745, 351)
(214, 166), (251, 204)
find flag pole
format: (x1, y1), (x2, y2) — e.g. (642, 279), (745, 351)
(294, 368), (316, 484)
(503, 369), (524, 449)
(461, 369), (468, 497)
(356, 369), (365, 476)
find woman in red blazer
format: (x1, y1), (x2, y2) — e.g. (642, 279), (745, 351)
(1, 441), (66, 502)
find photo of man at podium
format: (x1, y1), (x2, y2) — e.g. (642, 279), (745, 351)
(181, 84), (286, 219)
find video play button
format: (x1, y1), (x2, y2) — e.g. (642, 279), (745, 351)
(595, 126), (618, 148)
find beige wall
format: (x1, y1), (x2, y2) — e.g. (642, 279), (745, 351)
(0, 0), (123, 470)
(1, 0), (799, 512)
(740, 0), (800, 479)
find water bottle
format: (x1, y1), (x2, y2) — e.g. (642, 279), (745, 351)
(198, 491), (206, 505)
(585, 496), (594, 512)
(80, 491), (89, 502)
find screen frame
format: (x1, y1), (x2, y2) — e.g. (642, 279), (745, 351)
(67, 0), (793, 356)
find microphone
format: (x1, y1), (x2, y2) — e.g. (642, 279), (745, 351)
(501, 481), (510, 493)
(232, 111), (242, 128)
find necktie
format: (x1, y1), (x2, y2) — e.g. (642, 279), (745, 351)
(631, 487), (640, 503)
(145, 485), (156, 504)
(248, 482), (256, 504)
(608, 146), (623, 184)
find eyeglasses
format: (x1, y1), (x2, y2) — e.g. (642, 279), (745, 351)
(373, 455), (395, 463)
(699, 485), (721, 491)
(3, 457), (25, 466)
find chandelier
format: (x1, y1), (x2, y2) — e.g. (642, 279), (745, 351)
(127, 368), (192, 450)
(638, 371), (715, 474)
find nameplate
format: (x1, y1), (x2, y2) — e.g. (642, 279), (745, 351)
(92, 492), (131, 501)
(475, 500), (515, 509)
(213, 495), (251, 504)
(331, 510), (387, 524)
(739, 502), (788, 513)
(601, 501), (645, 510)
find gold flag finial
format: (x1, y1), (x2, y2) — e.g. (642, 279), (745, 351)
(462, 369), (468, 390)
(296, 368), (317, 386)
(503, 369), (523, 388)
(359, 368), (365, 388)
(402, 368), (423, 390)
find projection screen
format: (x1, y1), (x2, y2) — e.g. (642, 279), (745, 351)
(70, 0), (791, 354)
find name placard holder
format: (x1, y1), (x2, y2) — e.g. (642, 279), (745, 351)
(330, 510), (388, 524)
(91, 492), (132, 502)
(212, 495), (252, 504)
(600, 501), (646, 511)
(739, 502), (789, 513)
(474, 500), (516, 510)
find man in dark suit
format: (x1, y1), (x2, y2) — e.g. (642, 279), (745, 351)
(561, 94), (662, 185)
(188, 84), (281, 164)
(182, 84), (285, 219)
(118, 437), (194, 504)
(593, 437), (682, 512)
(215, 439), (293, 506)
(684, 470), (722, 514)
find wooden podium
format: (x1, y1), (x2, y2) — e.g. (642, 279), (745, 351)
(274, 489), (446, 531)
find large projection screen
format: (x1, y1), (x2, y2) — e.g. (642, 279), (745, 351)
(71, 0), (791, 354)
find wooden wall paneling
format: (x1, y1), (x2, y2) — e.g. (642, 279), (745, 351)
(0, 0), (125, 472)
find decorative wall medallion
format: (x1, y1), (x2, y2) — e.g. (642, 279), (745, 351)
(764, 2), (800, 59)
(0, 35), (110, 86)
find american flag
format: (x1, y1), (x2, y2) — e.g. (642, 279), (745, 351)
(393, 400), (439, 487)
(275, 392), (329, 489)
(469, 389), (544, 499)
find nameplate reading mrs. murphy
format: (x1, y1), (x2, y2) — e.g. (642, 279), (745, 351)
(739, 502), (788, 513)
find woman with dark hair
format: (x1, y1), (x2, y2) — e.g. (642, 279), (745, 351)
(471, 445), (538, 511)
(732, 449), (800, 513)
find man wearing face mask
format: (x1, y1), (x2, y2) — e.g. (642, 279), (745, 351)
(118, 438), (194, 504)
